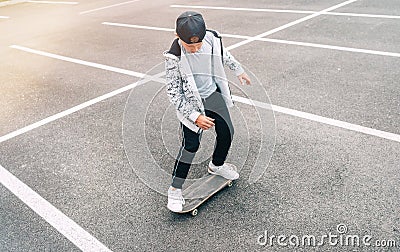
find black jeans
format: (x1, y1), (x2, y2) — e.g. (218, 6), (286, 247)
(171, 91), (234, 189)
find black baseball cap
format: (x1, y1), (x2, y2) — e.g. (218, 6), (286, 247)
(176, 11), (206, 44)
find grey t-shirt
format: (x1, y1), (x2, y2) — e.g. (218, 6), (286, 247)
(182, 35), (217, 99)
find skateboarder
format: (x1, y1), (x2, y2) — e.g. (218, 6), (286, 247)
(164, 11), (251, 212)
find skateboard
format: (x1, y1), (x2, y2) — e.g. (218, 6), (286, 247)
(178, 173), (233, 216)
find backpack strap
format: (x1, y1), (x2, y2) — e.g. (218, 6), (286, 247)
(168, 38), (181, 57)
(206, 29), (224, 63)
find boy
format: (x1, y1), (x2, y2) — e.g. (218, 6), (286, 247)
(164, 11), (251, 212)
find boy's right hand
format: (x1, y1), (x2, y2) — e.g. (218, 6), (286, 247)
(195, 115), (215, 130)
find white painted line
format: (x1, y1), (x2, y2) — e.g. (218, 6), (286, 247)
(226, 0), (358, 50)
(102, 22), (174, 32)
(2, 74), (398, 144)
(103, 23), (400, 58)
(27, 0), (78, 4)
(2, 42), (399, 144)
(232, 95), (400, 143)
(259, 38), (400, 58)
(0, 164), (112, 252)
(80, 0), (141, 15)
(0, 81), (139, 143)
(0, 70), (165, 144)
(10, 45), (145, 78)
(326, 11), (400, 19)
(170, 4), (315, 15)
(171, 4), (400, 20)
(0, 16), (10, 19)
(5, 42), (399, 144)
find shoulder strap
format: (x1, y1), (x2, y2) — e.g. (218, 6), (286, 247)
(206, 29), (224, 64)
(206, 29), (220, 38)
(168, 38), (181, 57)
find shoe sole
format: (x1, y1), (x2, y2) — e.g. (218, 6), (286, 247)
(167, 203), (183, 212)
(208, 167), (239, 180)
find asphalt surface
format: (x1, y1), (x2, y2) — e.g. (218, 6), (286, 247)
(0, 0), (399, 251)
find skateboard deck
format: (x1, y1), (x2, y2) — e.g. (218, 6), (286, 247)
(178, 173), (233, 216)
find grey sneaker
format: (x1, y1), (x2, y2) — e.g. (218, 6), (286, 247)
(208, 161), (239, 180)
(167, 187), (185, 212)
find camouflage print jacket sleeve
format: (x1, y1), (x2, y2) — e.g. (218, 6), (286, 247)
(223, 48), (245, 76)
(164, 52), (202, 123)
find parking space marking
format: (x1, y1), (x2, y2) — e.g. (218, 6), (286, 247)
(7, 6), (398, 144)
(102, 23), (400, 58)
(0, 81), (139, 143)
(0, 164), (112, 252)
(170, 4), (316, 15)
(10, 45), (145, 78)
(226, 0), (358, 50)
(2, 45), (399, 144)
(27, 1), (78, 4)
(0, 71), (165, 144)
(171, 4), (400, 20)
(258, 38), (400, 58)
(325, 11), (400, 19)
(232, 95), (400, 143)
(102, 22), (174, 32)
(2, 1), (398, 251)
(79, 0), (141, 15)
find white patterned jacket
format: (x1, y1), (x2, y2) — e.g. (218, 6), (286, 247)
(163, 30), (244, 133)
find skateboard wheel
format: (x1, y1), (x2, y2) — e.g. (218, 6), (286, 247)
(228, 181), (233, 187)
(191, 209), (198, 216)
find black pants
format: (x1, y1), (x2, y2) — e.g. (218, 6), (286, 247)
(171, 91), (234, 189)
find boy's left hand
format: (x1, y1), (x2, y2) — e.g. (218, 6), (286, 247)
(238, 72), (251, 85)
